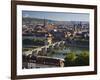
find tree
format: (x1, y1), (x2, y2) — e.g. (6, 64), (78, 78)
(76, 51), (89, 66)
(64, 52), (77, 66)
(64, 51), (89, 67)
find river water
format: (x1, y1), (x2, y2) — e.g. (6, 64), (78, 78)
(47, 46), (89, 59)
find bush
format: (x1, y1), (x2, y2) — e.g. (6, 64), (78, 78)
(64, 51), (89, 67)
(76, 51), (89, 66)
(64, 52), (77, 66)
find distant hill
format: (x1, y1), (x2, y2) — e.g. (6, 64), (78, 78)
(22, 17), (89, 26)
(22, 17), (56, 25)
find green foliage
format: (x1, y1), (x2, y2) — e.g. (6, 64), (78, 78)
(64, 52), (77, 66)
(32, 38), (46, 43)
(23, 39), (33, 45)
(64, 51), (89, 67)
(23, 38), (46, 45)
(65, 52), (77, 61)
(77, 51), (89, 66)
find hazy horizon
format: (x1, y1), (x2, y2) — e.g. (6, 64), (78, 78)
(22, 11), (89, 22)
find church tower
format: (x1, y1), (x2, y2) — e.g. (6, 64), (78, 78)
(47, 33), (52, 45)
(43, 17), (46, 28)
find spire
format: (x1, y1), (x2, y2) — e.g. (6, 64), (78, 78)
(43, 17), (46, 28)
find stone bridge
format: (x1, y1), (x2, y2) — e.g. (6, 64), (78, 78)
(23, 41), (65, 56)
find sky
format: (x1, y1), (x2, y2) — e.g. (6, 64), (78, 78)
(22, 11), (89, 21)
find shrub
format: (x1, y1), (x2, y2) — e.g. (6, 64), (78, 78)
(76, 51), (89, 66)
(64, 52), (77, 66)
(64, 51), (89, 67)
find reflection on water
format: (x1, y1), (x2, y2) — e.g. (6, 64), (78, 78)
(47, 46), (89, 59)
